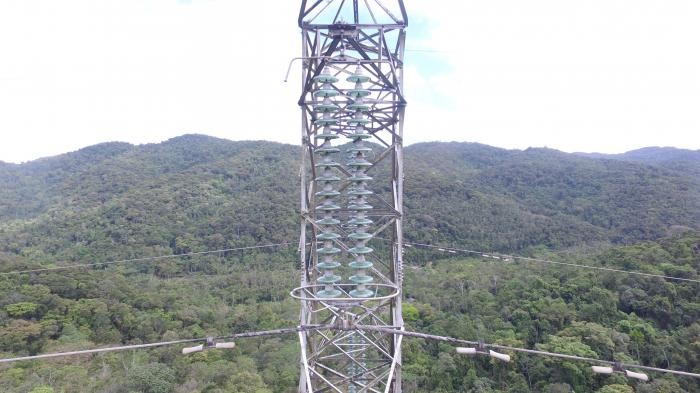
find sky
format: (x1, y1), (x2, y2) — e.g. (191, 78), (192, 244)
(0, 0), (698, 163)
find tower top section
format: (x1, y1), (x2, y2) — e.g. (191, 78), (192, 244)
(299, 0), (407, 28)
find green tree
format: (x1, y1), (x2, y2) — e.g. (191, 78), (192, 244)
(127, 363), (176, 393)
(29, 387), (54, 393)
(5, 302), (40, 318)
(595, 384), (633, 393)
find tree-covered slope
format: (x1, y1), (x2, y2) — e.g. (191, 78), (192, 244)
(0, 135), (699, 392)
(0, 229), (698, 392)
(1, 136), (699, 268)
(402, 232), (700, 393)
(404, 142), (700, 249)
(0, 136), (299, 265)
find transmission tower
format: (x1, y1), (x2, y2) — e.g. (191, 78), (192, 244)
(292, 1), (407, 392)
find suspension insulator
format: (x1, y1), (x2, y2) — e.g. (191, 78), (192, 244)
(347, 65), (371, 98)
(348, 113), (371, 126)
(315, 68), (339, 84)
(315, 112), (340, 126)
(314, 70), (343, 298)
(345, 69), (375, 298)
(316, 144), (340, 154)
(347, 85), (371, 98)
(348, 172), (373, 183)
(314, 68), (339, 97)
(347, 129), (372, 140)
(347, 66), (370, 83)
(315, 97), (339, 113)
(347, 101), (371, 112)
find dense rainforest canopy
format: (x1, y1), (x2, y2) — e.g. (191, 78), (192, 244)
(0, 135), (698, 392)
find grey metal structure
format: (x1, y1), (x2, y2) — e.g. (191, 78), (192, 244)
(293, 1), (407, 392)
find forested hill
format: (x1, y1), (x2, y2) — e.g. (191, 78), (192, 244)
(404, 142), (699, 249)
(1, 135), (699, 266)
(1, 135), (699, 392)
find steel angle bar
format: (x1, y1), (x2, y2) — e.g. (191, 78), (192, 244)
(315, 363), (386, 393)
(371, 0), (402, 23)
(358, 368), (391, 393)
(309, 367), (345, 393)
(314, 332), (375, 376)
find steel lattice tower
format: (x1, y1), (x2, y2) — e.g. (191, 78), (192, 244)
(291, 1), (407, 392)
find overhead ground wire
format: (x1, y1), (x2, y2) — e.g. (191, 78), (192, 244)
(399, 240), (700, 284)
(357, 326), (700, 379)
(0, 325), (329, 364)
(5, 237), (696, 283)
(0, 242), (295, 276)
(2, 324), (698, 380)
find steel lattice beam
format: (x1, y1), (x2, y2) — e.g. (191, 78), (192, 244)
(295, 1), (407, 392)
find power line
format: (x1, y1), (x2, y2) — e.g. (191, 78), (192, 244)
(400, 240), (700, 284)
(0, 338), (202, 364)
(357, 326), (700, 379)
(0, 325), (329, 364)
(3, 323), (698, 380)
(0, 242), (295, 276)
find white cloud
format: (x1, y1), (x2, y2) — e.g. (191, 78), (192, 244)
(0, 0), (698, 162)
(0, 0), (301, 162)
(402, 0), (700, 152)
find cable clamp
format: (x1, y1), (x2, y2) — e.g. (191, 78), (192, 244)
(592, 362), (648, 381)
(455, 342), (510, 362)
(182, 336), (235, 355)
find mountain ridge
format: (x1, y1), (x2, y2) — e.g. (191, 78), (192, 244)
(1, 135), (698, 262)
(5, 134), (698, 166)
(574, 146), (700, 179)
(575, 146), (700, 161)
